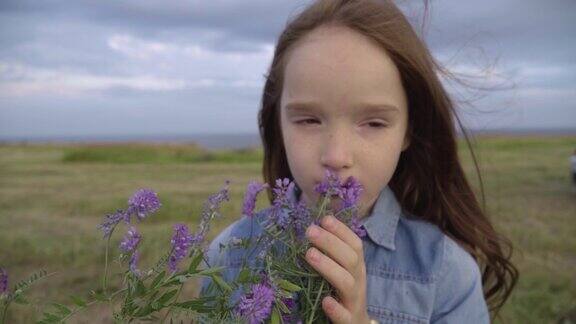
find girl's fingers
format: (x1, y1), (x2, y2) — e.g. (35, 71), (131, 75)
(320, 215), (364, 258)
(305, 247), (356, 297)
(322, 295), (351, 324)
(306, 223), (359, 272)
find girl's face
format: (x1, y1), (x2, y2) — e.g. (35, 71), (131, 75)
(280, 25), (410, 218)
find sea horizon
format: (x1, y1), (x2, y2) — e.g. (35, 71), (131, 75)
(1, 128), (575, 150)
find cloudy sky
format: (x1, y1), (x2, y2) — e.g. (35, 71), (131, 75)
(0, 0), (574, 139)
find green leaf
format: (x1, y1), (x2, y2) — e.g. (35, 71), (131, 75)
(153, 252), (171, 270)
(188, 250), (204, 273)
(177, 275), (190, 283)
(148, 290), (161, 310)
(277, 279), (302, 292)
(12, 294), (29, 305)
(156, 289), (178, 307)
(150, 270), (166, 289)
(14, 269), (49, 293)
(236, 268), (251, 283)
(276, 299), (290, 313)
(171, 300), (204, 309)
(211, 274), (232, 293)
(50, 302), (72, 316)
(162, 278), (181, 287)
(196, 266), (226, 276)
(271, 307), (282, 324)
(90, 290), (108, 302)
(40, 312), (62, 322)
(172, 297), (215, 313)
(134, 303), (154, 317)
(135, 278), (147, 297)
(70, 295), (87, 307)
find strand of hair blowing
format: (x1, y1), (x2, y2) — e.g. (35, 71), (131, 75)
(257, 0), (518, 318)
(388, 90), (519, 316)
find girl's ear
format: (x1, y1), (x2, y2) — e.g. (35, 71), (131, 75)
(401, 136), (410, 151)
(401, 129), (411, 152)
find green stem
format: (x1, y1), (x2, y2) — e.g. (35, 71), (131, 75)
(160, 284), (184, 324)
(317, 194), (331, 220)
(303, 278), (313, 310)
(102, 234), (112, 293)
(307, 280), (325, 324)
(1, 302), (9, 324)
(59, 288), (128, 323)
(102, 222), (121, 294)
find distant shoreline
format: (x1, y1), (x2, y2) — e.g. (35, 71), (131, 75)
(1, 128), (574, 150)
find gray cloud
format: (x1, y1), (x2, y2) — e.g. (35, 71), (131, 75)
(0, 0), (574, 139)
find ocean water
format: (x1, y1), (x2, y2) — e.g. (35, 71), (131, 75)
(0, 128), (574, 150)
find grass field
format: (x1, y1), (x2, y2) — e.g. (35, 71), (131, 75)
(1, 136), (575, 323)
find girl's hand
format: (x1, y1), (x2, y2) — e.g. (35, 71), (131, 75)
(305, 214), (371, 324)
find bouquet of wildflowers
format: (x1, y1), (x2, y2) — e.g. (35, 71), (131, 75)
(0, 170), (364, 323)
(208, 170), (366, 324)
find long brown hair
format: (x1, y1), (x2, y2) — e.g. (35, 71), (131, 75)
(257, 0), (518, 317)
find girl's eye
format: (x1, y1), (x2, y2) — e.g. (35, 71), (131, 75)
(365, 121), (387, 129)
(293, 119), (387, 128)
(295, 118), (320, 125)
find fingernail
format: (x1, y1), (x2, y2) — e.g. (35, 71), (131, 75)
(324, 215), (334, 227)
(307, 225), (319, 238)
(308, 247), (319, 261)
(324, 296), (335, 309)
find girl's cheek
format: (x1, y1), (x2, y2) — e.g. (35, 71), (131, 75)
(289, 130), (320, 149)
(284, 123), (310, 141)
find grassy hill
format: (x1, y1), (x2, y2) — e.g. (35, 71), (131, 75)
(1, 136), (575, 323)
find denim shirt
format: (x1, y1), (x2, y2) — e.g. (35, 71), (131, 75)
(200, 186), (490, 323)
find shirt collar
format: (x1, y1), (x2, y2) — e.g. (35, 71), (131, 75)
(361, 186), (401, 250)
(289, 184), (401, 250)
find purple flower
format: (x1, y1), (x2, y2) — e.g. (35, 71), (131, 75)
(268, 207), (291, 230)
(256, 235), (275, 260)
(272, 178), (295, 208)
(97, 209), (128, 238)
(129, 250), (141, 277)
(189, 181), (231, 249)
(280, 295), (303, 324)
(350, 217), (367, 238)
(291, 201), (312, 239)
(119, 226), (142, 253)
(243, 181), (268, 218)
(0, 268), (8, 295)
(205, 180), (231, 211)
(190, 232), (205, 247)
(314, 170), (342, 197)
(168, 223), (194, 273)
(127, 188), (161, 221)
(98, 189), (160, 238)
(339, 176), (363, 209)
(266, 178), (297, 229)
(235, 282), (276, 324)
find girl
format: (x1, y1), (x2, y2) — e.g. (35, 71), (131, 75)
(201, 0), (518, 323)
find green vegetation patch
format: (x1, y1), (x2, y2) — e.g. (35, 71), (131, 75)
(61, 143), (263, 164)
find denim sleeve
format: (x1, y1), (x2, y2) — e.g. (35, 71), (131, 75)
(431, 237), (490, 324)
(198, 223), (236, 297)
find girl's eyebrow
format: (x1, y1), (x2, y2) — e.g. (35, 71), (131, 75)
(284, 101), (400, 115)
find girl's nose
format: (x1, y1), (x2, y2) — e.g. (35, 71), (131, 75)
(320, 131), (353, 172)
